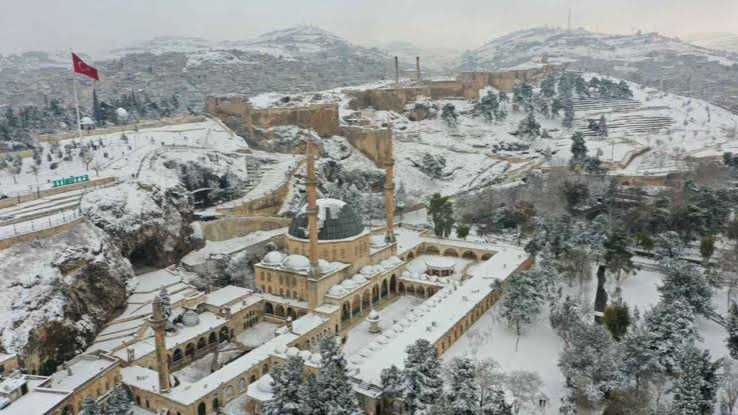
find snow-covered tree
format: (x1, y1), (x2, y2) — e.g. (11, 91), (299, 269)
(562, 97), (575, 128)
(298, 374), (321, 415)
(672, 346), (720, 415)
(568, 132), (588, 171)
(81, 396), (101, 415)
(603, 301), (631, 341)
(158, 288), (172, 317)
(654, 231), (684, 264)
(314, 336), (361, 415)
(265, 355), (305, 415)
(441, 103), (458, 127)
(603, 223), (634, 282)
(381, 364), (404, 401)
(501, 271), (544, 350)
(428, 193), (454, 238)
(644, 298), (700, 374)
(719, 358), (738, 415)
(402, 339), (443, 414)
(419, 153), (446, 180)
(445, 358), (480, 415)
(541, 75), (557, 99)
(106, 384), (133, 415)
(525, 249), (562, 296)
(558, 320), (626, 404)
(516, 112), (541, 140)
(622, 316), (660, 389)
(476, 91), (500, 123)
(658, 259), (713, 317)
(727, 302), (738, 360)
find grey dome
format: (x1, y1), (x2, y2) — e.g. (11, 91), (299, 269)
(288, 198), (364, 241)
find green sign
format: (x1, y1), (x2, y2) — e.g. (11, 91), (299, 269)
(52, 175), (90, 188)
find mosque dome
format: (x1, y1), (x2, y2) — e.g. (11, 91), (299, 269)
(351, 274), (368, 284)
(288, 198), (364, 241)
(341, 279), (358, 290)
(318, 259), (334, 274)
(263, 251), (285, 265)
(328, 285), (347, 297)
(281, 254), (310, 271)
(181, 309), (200, 327)
(257, 375), (274, 394)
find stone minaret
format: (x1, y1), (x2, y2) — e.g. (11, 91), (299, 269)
(306, 138), (321, 280)
(384, 129), (396, 243)
(394, 56), (399, 86)
(416, 56), (421, 83)
(150, 296), (171, 393)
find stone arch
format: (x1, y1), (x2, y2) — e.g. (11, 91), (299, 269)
(185, 343), (195, 359)
(398, 281), (406, 295)
(362, 290), (371, 309)
(342, 302), (350, 321)
(250, 374), (257, 383)
(425, 245), (440, 255)
(219, 326), (230, 342)
(372, 284), (379, 303)
(265, 302), (274, 315)
(390, 274), (398, 294)
(481, 253), (493, 261)
(172, 348), (183, 362)
(226, 385), (234, 401)
(198, 402), (206, 415)
(408, 284), (416, 296)
(287, 307), (297, 320)
(443, 248), (459, 257)
(262, 363), (270, 375)
(462, 250), (478, 260)
(239, 378), (247, 392)
(209, 332), (217, 345)
(407, 251), (416, 260)
(381, 279), (388, 298)
(351, 295), (361, 317)
(275, 305), (285, 318)
(213, 397), (220, 410)
(197, 337), (206, 350)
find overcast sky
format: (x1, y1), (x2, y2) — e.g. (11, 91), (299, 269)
(1, 0), (737, 54)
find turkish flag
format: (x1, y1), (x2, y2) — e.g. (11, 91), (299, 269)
(72, 53), (99, 81)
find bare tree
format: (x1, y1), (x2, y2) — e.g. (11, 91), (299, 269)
(28, 164), (39, 181)
(91, 160), (103, 177)
(503, 370), (544, 411)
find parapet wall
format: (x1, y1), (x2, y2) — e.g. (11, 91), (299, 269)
(457, 63), (567, 93)
(347, 82), (480, 113)
(340, 126), (392, 168)
(0, 176), (116, 209)
(206, 95), (340, 137)
(198, 216), (291, 241)
(0, 217), (84, 250)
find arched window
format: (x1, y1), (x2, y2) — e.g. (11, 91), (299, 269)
(239, 378), (247, 392)
(226, 385), (234, 401)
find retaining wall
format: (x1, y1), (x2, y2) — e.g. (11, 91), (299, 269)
(0, 217), (84, 250)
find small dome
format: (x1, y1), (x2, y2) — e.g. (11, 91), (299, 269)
(351, 274), (367, 284)
(115, 107), (129, 120)
(360, 265), (376, 275)
(263, 251), (285, 265)
(370, 235), (387, 247)
(341, 279), (358, 290)
(281, 254), (310, 271)
(318, 259), (334, 274)
(310, 353), (322, 365)
(401, 270), (411, 277)
(257, 375), (274, 394)
(181, 309), (199, 327)
(328, 285), (347, 297)
(299, 350), (312, 361)
(286, 347), (300, 357)
(80, 116), (94, 125)
(368, 309), (380, 320)
(380, 259), (395, 269)
(274, 344), (288, 355)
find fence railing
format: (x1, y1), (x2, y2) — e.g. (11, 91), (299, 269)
(0, 209), (81, 239)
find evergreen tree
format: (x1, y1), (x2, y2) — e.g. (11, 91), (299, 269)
(402, 339), (444, 414)
(596, 115), (608, 139)
(92, 89), (101, 123)
(314, 336), (361, 415)
(672, 347), (720, 415)
(603, 301), (631, 341)
(516, 112), (541, 140)
(622, 318), (659, 388)
(81, 396), (101, 415)
(381, 365), (404, 401)
(299, 374), (321, 415)
(476, 91), (500, 123)
(569, 132), (588, 170)
(106, 384), (133, 415)
(428, 193), (455, 238)
(501, 271), (544, 350)
(603, 223), (634, 281)
(726, 302), (738, 359)
(654, 231), (684, 263)
(562, 97), (575, 128)
(445, 358), (480, 415)
(658, 259), (713, 317)
(419, 153), (447, 179)
(643, 298), (700, 374)
(541, 75), (557, 98)
(265, 355), (306, 415)
(441, 104), (458, 127)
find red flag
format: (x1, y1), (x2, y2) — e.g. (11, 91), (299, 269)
(72, 53), (99, 81)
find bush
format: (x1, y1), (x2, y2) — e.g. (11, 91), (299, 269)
(603, 302), (631, 341)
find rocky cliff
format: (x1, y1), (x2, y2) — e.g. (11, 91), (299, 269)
(0, 222), (133, 374)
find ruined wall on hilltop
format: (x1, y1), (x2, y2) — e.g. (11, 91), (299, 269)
(340, 126), (392, 168)
(427, 80), (480, 100)
(347, 87), (431, 112)
(206, 95), (339, 138)
(457, 63), (567, 92)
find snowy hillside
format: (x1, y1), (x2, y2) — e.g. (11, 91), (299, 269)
(459, 26), (736, 71)
(684, 32), (738, 54)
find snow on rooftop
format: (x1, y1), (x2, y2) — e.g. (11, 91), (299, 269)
(236, 322), (279, 349)
(48, 355), (117, 391)
(204, 286), (252, 308)
(350, 244), (529, 387)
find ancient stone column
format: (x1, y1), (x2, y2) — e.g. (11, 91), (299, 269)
(150, 296), (171, 393)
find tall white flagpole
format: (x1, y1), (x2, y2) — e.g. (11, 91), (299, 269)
(71, 50), (82, 140)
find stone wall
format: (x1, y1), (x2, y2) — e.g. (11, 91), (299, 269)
(34, 116), (208, 144)
(347, 87), (430, 112)
(340, 126), (392, 168)
(0, 217), (85, 250)
(206, 95), (340, 138)
(198, 216), (291, 241)
(0, 176), (116, 209)
(457, 63), (566, 92)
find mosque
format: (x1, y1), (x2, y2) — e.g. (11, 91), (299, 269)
(0, 137), (532, 415)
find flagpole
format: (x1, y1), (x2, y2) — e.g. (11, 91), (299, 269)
(70, 49), (82, 140)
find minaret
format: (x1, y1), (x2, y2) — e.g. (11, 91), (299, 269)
(416, 56), (421, 83)
(394, 56), (399, 87)
(384, 129), (396, 243)
(150, 296), (171, 393)
(306, 138), (321, 280)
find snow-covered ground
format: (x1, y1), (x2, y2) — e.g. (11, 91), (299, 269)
(173, 346), (243, 384)
(404, 254), (476, 282)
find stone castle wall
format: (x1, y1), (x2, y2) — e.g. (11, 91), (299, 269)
(340, 126), (392, 168)
(198, 216), (291, 241)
